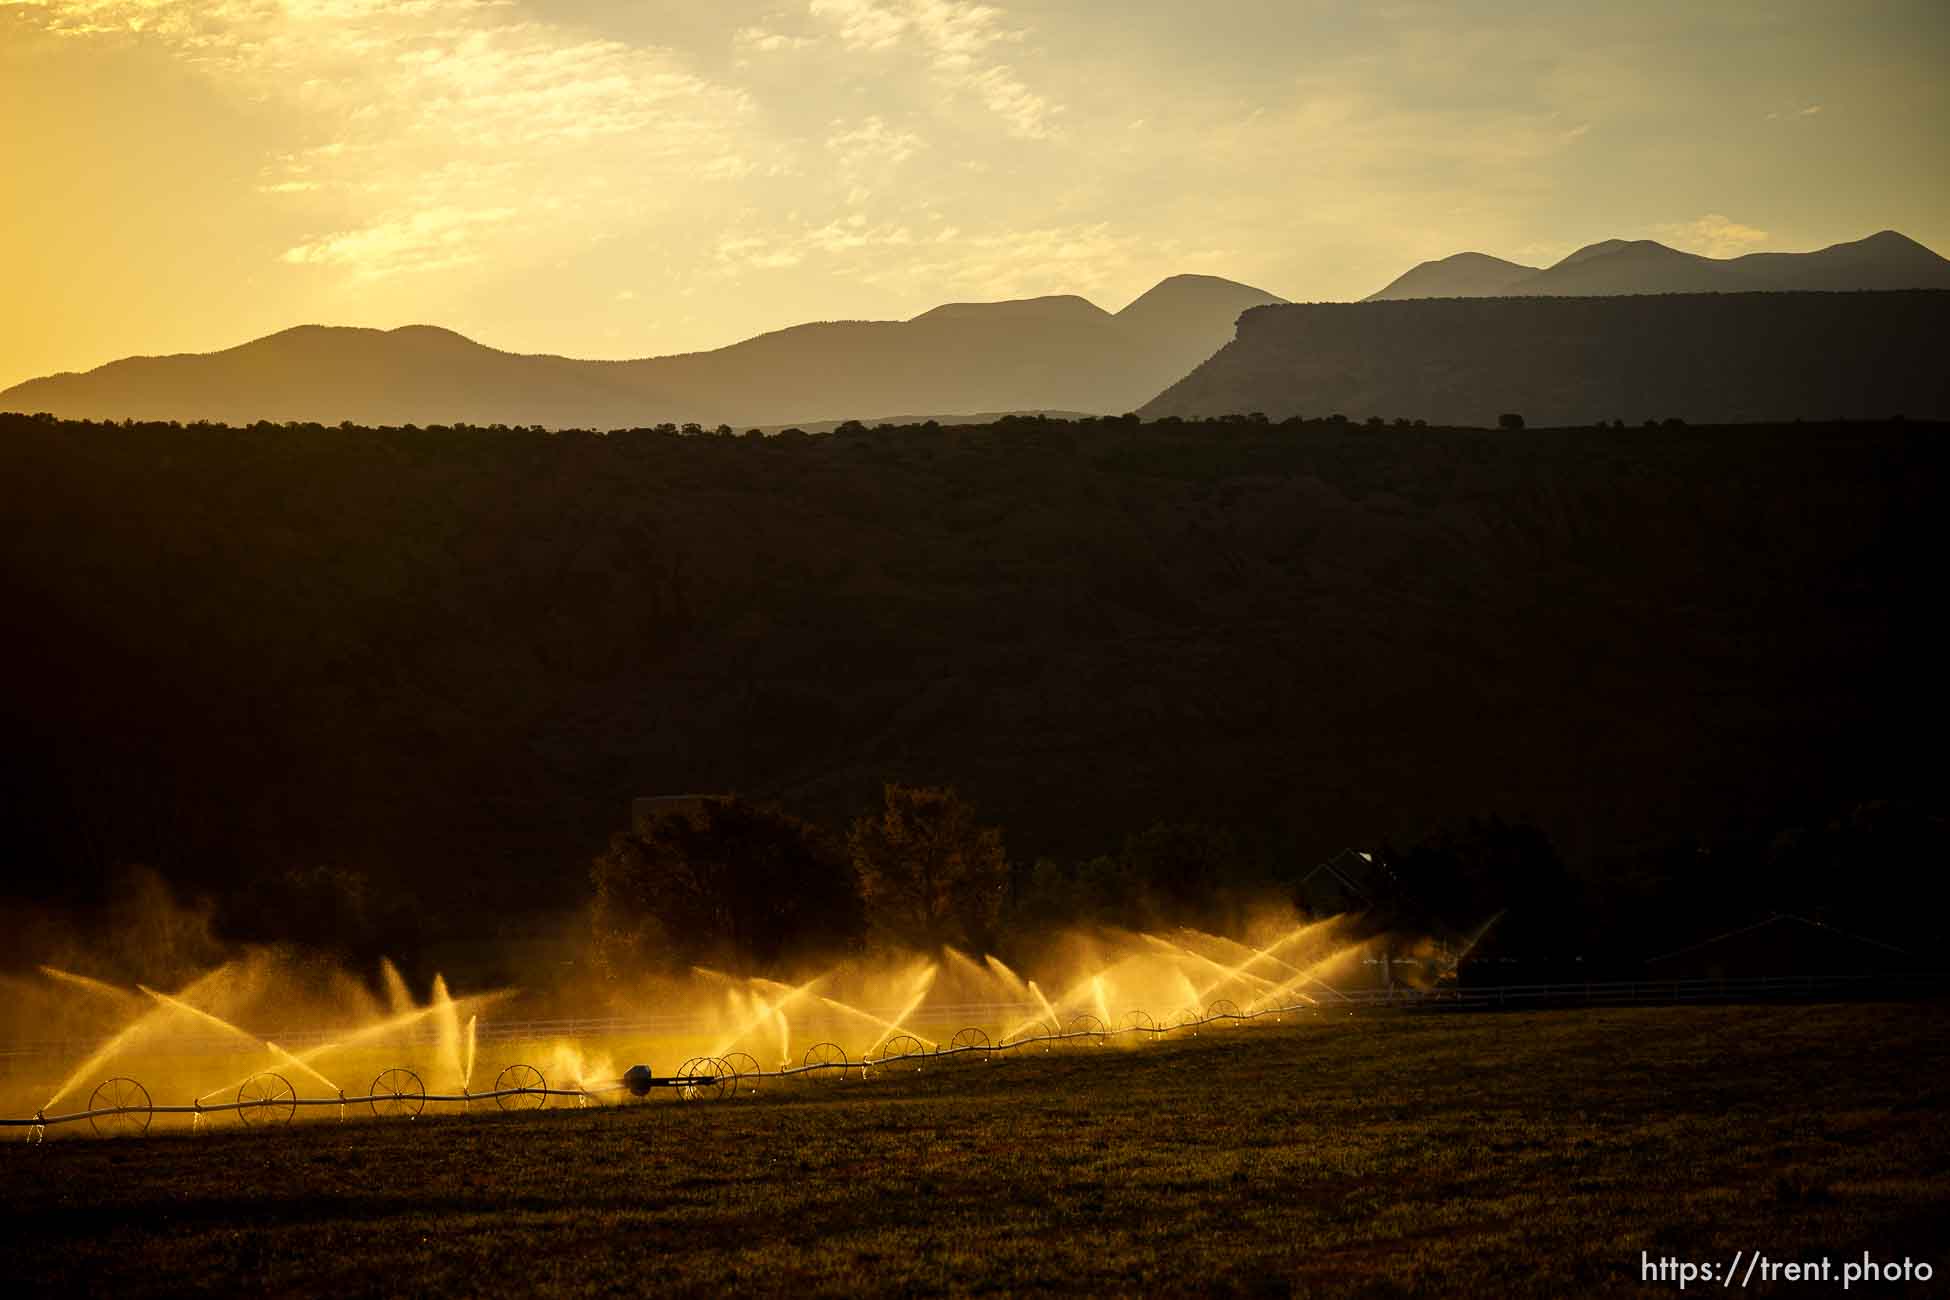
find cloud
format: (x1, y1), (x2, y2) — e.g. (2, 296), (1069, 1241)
(281, 206), (518, 278)
(806, 0), (908, 50)
(733, 25), (815, 55)
(1654, 213), (1771, 258)
(807, 0), (1058, 138)
(824, 115), (924, 203)
(714, 233), (806, 271)
(712, 208), (1153, 303)
(12, 0), (763, 281)
(880, 222), (1153, 299)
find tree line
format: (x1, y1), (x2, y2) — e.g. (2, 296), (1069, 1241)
(588, 784), (1949, 981)
(586, 783), (1592, 977)
(4, 412), (1944, 982)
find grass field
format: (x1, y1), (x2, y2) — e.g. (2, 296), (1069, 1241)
(2, 1002), (1945, 1297)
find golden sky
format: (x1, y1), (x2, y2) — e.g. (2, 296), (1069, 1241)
(3, 0), (1947, 389)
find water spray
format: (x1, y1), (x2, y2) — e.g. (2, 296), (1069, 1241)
(138, 986), (342, 1096)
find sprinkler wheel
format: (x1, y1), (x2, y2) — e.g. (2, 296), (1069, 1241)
(720, 1052), (761, 1094)
(88, 1077), (152, 1138)
(801, 1041), (847, 1082)
(1000, 1020), (1054, 1049)
(949, 1027), (991, 1057)
(876, 1034), (925, 1063)
(1067, 1014), (1107, 1046)
(682, 1058), (733, 1101)
(368, 1068), (427, 1119)
(1119, 1010), (1157, 1037)
(494, 1063), (547, 1111)
(237, 1073), (297, 1127)
(1205, 999), (1242, 1023)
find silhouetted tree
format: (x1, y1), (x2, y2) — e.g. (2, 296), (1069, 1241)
(1118, 822), (1252, 927)
(849, 784), (1007, 950)
(1381, 817), (1581, 968)
(591, 797), (861, 976)
(224, 863), (422, 961)
(1498, 412), (1525, 430)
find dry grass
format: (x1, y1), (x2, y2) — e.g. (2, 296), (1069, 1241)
(2, 1001), (1945, 1297)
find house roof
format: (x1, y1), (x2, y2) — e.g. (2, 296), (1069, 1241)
(1297, 847), (1404, 910)
(1646, 911), (1911, 966)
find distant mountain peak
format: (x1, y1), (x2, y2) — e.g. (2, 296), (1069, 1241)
(251, 322), (483, 346)
(1552, 239), (1694, 268)
(1551, 238), (1636, 268)
(910, 294), (1111, 324)
(388, 323), (480, 342)
(1365, 251), (1540, 302)
(2, 273), (1285, 427)
(1116, 273), (1287, 319)
(1369, 229), (1949, 300)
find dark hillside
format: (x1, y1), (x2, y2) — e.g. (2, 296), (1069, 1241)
(1140, 291), (1950, 426)
(2, 414), (1944, 943)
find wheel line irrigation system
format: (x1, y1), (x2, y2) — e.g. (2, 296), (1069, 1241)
(6, 999), (1269, 1141)
(10, 970), (1936, 1141)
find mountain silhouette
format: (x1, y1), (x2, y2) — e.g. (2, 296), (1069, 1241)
(1112, 273), (1291, 378)
(1366, 230), (1950, 300)
(1, 276), (1284, 429)
(1141, 291), (1950, 426)
(1366, 251), (1541, 300)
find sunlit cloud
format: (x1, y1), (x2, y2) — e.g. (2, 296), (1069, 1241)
(733, 24), (814, 55)
(807, 0), (1058, 138)
(805, 0), (907, 51)
(859, 222), (1168, 302)
(10, 0), (764, 284)
(282, 206), (518, 278)
(1655, 213), (1771, 258)
(827, 116), (924, 170)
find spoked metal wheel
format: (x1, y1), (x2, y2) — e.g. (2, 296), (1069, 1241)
(494, 1063), (547, 1111)
(949, 1027), (991, 1057)
(1067, 1014), (1107, 1046)
(89, 1077), (152, 1138)
(1205, 999), (1242, 1024)
(674, 1057), (704, 1088)
(875, 1035), (926, 1063)
(368, 1068), (426, 1118)
(682, 1057), (733, 1101)
(801, 1041), (848, 1083)
(1119, 1010), (1158, 1039)
(1171, 1008), (1202, 1035)
(237, 1073), (296, 1127)
(1000, 1020), (1054, 1049)
(720, 1052), (761, 1095)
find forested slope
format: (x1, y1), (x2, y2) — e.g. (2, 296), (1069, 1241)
(3, 413), (1944, 943)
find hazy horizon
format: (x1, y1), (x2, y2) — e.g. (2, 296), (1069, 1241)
(7, 0), (1949, 391)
